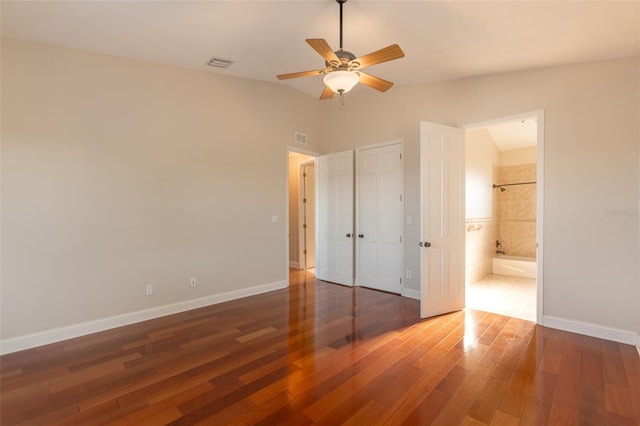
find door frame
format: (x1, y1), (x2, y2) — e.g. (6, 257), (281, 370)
(355, 140), (405, 292)
(286, 146), (319, 286)
(463, 110), (545, 324)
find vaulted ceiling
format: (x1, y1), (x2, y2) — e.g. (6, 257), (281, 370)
(2, 0), (638, 101)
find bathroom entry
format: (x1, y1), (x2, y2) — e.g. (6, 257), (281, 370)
(464, 113), (543, 322)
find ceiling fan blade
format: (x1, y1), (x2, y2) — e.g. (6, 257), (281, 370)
(277, 69), (325, 80)
(320, 85), (335, 100)
(358, 72), (394, 92)
(353, 44), (405, 69)
(306, 39), (340, 64)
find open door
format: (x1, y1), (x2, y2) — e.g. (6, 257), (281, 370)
(316, 150), (354, 286)
(420, 122), (465, 318)
(300, 161), (316, 269)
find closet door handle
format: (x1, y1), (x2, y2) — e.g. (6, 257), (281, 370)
(358, 234), (364, 238)
(346, 233), (351, 238)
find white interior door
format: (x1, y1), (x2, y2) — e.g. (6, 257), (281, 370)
(357, 143), (403, 293)
(316, 150), (354, 286)
(420, 122), (465, 318)
(302, 162), (316, 269)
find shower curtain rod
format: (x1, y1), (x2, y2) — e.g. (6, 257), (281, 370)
(493, 181), (537, 188)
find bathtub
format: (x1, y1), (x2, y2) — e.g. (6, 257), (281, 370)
(492, 255), (537, 279)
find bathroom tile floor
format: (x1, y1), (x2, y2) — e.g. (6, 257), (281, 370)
(466, 273), (537, 322)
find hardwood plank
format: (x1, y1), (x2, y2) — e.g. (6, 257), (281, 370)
(466, 376), (509, 424)
(604, 382), (636, 419)
(342, 400), (385, 426)
(490, 409), (520, 425)
(1, 270), (639, 425)
(581, 348), (604, 390)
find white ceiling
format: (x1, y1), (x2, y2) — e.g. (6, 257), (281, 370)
(486, 117), (538, 151)
(6, 1), (634, 150)
(2, 0), (638, 101)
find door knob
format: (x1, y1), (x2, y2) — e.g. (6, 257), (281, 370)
(419, 241), (432, 247)
(346, 233), (351, 238)
(358, 234), (364, 238)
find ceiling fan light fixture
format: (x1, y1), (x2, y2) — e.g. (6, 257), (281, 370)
(323, 70), (359, 94)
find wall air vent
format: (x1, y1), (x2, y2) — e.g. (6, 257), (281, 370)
(207, 57), (233, 69)
(295, 132), (308, 145)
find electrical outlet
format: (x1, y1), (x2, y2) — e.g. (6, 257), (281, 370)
(406, 270), (412, 279)
(190, 277), (197, 288)
(145, 284), (153, 295)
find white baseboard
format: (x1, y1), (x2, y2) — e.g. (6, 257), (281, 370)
(637, 335), (640, 356)
(542, 315), (638, 346)
(289, 261), (300, 268)
(402, 288), (420, 300)
(0, 280), (287, 355)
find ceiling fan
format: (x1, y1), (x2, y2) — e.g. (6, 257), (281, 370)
(277, 0), (405, 101)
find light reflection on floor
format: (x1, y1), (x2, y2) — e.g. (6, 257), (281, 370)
(466, 273), (536, 322)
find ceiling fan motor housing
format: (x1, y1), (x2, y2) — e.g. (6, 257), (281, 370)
(326, 50), (358, 71)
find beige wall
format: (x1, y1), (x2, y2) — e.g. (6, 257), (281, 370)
(1, 40), (321, 339)
(465, 129), (500, 284)
(500, 146), (537, 167)
(320, 57), (639, 335)
(2, 39), (639, 345)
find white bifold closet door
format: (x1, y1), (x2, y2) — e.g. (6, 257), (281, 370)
(356, 143), (404, 294)
(316, 150), (354, 286)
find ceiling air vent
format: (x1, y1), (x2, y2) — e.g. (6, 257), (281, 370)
(295, 132), (308, 145)
(207, 57), (233, 69)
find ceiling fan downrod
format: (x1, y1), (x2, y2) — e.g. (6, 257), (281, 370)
(338, 0), (346, 50)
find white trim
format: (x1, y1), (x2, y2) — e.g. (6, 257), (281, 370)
(532, 110), (545, 325)
(463, 110), (545, 325)
(637, 336), (640, 356)
(289, 261), (300, 268)
(402, 288), (420, 300)
(286, 147), (319, 286)
(543, 315), (638, 346)
(0, 280), (287, 355)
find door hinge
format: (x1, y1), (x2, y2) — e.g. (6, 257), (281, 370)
(303, 172), (307, 178)
(400, 277), (402, 284)
(303, 198), (307, 203)
(399, 194), (402, 201)
(400, 153), (402, 160)
(303, 249), (307, 254)
(400, 236), (402, 242)
(303, 224), (307, 229)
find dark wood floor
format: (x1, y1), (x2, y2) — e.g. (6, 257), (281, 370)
(1, 269), (639, 425)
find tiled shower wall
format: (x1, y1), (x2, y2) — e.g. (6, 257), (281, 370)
(498, 163), (537, 258)
(465, 219), (498, 285)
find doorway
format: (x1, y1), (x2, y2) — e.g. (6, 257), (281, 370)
(463, 112), (544, 322)
(288, 151), (317, 275)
